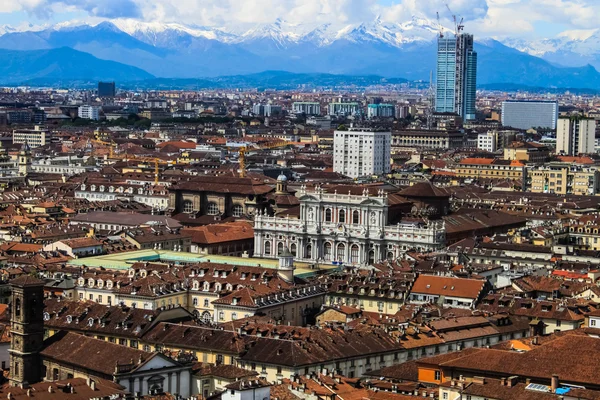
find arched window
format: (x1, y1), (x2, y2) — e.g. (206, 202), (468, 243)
(15, 298), (21, 318)
(325, 208), (332, 222)
(204, 299), (209, 308)
(290, 243), (297, 256)
(353, 210), (360, 224)
(387, 251), (395, 261)
(339, 210), (346, 223)
(202, 311), (211, 323)
(192, 298), (198, 306)
(182, 200), (194, 214)
(207, 202), (219, 215)
(305, 244), (312, 258)
(336, 243), (345, 262)
(277, 242), (284, 256)
(324, 242), (332, 260)
(368, 250), (375, 265)
(232, 204), (244, 217)
(264, 241), (271, 255)
(232, 312), (238, 320)
(351, 245), (359, 264)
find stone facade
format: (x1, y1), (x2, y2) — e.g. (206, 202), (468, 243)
(254, 185), (446, 265)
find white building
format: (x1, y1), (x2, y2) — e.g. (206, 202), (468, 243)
(557, 117), (596, 156)
(78, 105), (100, 121)
(253, 185), (446, 266)
(501, 100), (558, 130)
(12, 126), (51, 148)
(477, 131), (497, 152)
(333, 129), (391, 178)
(292, 102), (321, 115)
(328, 102), (361, 116)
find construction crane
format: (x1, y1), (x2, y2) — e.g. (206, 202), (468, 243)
(436, 12), (444, 38)
(91, 139), (117, 159)
(238, 140), (288, 178)
(129, 155), (174, 185)
(445, 2), (464, 36)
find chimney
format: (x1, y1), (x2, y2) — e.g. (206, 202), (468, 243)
(551, 375), (559, 393)
(90, 380), (97, 391)
(507, 376), (518, 388)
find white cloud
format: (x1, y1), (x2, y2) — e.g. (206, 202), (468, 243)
(1, 0), (598, 40)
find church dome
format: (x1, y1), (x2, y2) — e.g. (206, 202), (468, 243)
(277, 173), (288, 182)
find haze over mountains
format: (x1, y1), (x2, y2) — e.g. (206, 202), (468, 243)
(2, 17), (600, 88)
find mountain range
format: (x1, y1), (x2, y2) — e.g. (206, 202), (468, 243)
(1, 17), (600, 89)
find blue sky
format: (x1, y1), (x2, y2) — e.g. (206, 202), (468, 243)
(0, 0), (594, 39)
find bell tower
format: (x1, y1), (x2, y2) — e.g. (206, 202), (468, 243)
(9, 276), (45, 388)
(277, 248), (295, 283)
(18, 142), (31, 177)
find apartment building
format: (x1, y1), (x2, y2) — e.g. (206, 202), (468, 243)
(557, 116), (596, 156)
(333, 129), (391, 178)
(524, 163), (600, 195)
(455, 158), (525, 180)
(391, 130), (464, 150)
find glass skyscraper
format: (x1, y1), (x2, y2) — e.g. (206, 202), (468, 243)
(435, 33), (477, 120)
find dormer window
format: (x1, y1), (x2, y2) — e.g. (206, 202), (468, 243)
(214, 283), (222, 292)
(106, 280), (113, 289)
(88, 318), (94, 326)
(43, 312), (50, 321)
(88, 278), (95, 287)
(97, 279), (103, 289)
(80, 184), (86, 191)
(99, 185), (105, 192)
(78, 278), (85, 286)
(203, 282), (210, 291)
(138, 188), (144, 194)
(109, 186), (114, 193)
(66, 315), (73, 323)
(226, 283), (233, 291)
(192, 281), (199, 290)
(90, 185), (96, 191)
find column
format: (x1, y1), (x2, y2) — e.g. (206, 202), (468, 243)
(167, 372), (172, 393)
(176, 371), (181, 395)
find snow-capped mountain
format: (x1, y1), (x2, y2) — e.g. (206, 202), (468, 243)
(1, 16), (600, 88)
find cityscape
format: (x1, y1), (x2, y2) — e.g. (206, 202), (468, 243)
(0, 0), (599, 400)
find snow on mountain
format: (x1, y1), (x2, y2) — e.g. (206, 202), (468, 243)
(111, 19), (234, 44)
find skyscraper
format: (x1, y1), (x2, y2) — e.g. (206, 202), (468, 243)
(436, 33), (477, 120)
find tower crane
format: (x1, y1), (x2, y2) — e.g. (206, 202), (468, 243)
(436, 12), (444, 38)
(237, 140), (288, 178)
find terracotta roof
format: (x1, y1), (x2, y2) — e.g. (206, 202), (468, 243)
(410, 275), (486, 300)
(59, 237), (103, 249)
(10, 275), (45, 286)
(460, 158), (494, 165)
(41, 331), (149, 376)
(399, 181), (450, 198)
(183, 222), (254, 245)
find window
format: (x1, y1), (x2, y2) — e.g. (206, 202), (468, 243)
(277, 242), (284, 256)
(592, 319), (597, 327)
(325, 208), (332, 222)
(264, 241), (271, 255)
(350, 245), (359, 263)
(232, 312), (237, 320)
(182, 200), (194, 214)
(204, 299), (209, 307)
(193, 298), (198, 306)
(339, 209), (346, 223)
(232, 204), (244, 217)
(207, 202), (219, 215)
(556, 320), (561, 327)
(336, 243), (345, 262)
(219, 311), (225, 321)
(324, 242), (332, 261)
(443, 393), (448, 400)
(435, 371), (441, 380)
(15, 298), (20, 318)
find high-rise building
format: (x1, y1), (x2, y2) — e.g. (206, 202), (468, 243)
(78, 105), (100, 121)
(292, 102), (321, 116)
(333, 129), (391, 178)
(436, 33), (477, 120)
(328, 102), (361, 116)
(367, 104), (395, 119)
(98, 81), (116, 97)
(501, 100), (558, 130)
(557, 116), (596, 156)
(477, 131), (497, 152)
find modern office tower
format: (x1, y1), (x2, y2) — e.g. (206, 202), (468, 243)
(98, 81), (116, 97)
(292, 102), (321, 115)
(436, 33), (477, 120)
(252, 104), (265, 116)
(328, 102), (361, 116)
(78, 105), (100, 121)
(264, 104), (282, 117)
(501, 100), (559, 130)
(333, 129), (391, 178)
(557, 116), (596, 156)
(367, 104), (395, 118)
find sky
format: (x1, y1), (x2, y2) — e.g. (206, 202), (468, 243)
(0, 0), (595, 40)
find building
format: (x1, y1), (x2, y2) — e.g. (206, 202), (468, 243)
(292, 102), (321, 116)
(503, 142), (550, 164)
(477, 131), (497, 152)
(367, 104), (395, 119)
(253, 185), (446, 265)
(70, 211), (182, 232)
(436, 33), (478, 120)
(77, 105), (100, 121)
(408, 275), (487, 309)
(501, 100), (558, 130)
(456, 158), (525, 180)
(333, 129), (391, 178)
(328, 102), (361, 116)
(98, 81), (116, 98)
(524, 163), (600, 195)
(557, 116), (597, 156)
(391, 130), (464, 150)
(12, 126), (51, 148)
